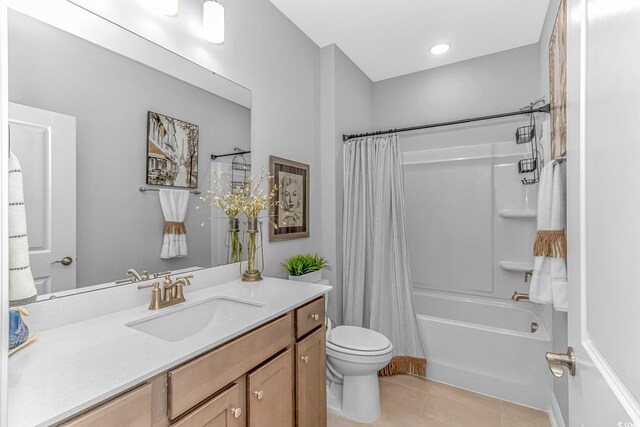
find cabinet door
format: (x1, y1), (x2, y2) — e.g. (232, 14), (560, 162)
(171, 380), (245, 427)
(295, 327), (326, 427)
(247, 349), (294, 427)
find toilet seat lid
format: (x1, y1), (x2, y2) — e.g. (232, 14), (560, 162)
(328, 326), (391, 352)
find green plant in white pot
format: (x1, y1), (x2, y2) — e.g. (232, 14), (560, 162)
(281, 253), (331, 283)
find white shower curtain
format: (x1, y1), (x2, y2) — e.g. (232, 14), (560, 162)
(343, 134), (425, 375)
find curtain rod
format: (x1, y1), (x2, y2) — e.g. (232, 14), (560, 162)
(211, 150), (251, 160)
(342, 103), (551, 142)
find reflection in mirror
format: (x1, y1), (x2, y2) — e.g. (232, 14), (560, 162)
(7, 10), (251, 303)
(210, 149), (252, 267)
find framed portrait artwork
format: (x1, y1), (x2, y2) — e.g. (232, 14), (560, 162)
(269, 156), (310, 241)
(146, 111), (199, 189)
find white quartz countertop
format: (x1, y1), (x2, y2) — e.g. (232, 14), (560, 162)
(8, 277), (331, 427)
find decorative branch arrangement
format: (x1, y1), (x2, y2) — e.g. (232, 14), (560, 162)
(202, 169), (279, 281)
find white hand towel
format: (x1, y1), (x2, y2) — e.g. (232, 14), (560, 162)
(529, 160), (567, 311)
(8, 152), (37, 306)
(159, 189), (189, 259)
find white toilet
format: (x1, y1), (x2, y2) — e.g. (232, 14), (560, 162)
(325, 322), (393, 423)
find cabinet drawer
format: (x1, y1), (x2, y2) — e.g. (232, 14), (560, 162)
(171, 380), (245, 427)
(168, 314), (293, 420)
(295, 297), (325, 339)
(61, 384), (152, 427)
(247, 349), (294, 427)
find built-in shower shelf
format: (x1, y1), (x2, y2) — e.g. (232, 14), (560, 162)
(499, 261), (534, 272)
(498, 209), (537, 219)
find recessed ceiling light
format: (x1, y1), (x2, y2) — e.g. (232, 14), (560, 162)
(430, 44), (450, 55)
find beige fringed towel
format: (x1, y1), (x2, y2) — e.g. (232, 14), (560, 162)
(534, 229), (567, 259)
(159, 189), (189, 259)
(378, 356), (427, 378)
(529, 159), (567, 311)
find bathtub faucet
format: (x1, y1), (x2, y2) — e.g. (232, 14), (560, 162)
(511, 292), (530, 302)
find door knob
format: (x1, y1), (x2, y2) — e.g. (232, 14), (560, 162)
(52, 256), (73, 266)
(545, 347), (576, 378)
(310, 313), (320, 321)
(229, 407), (242, 418)
(300, 355), (310, 364)
(254, 390), (264, 400)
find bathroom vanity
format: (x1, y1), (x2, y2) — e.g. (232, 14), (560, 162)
(7, 273), (331, 427)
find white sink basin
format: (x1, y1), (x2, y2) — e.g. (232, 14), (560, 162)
(126, 296), (264, 342)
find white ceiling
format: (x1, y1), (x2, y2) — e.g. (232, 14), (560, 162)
(268, 0), (551, 82)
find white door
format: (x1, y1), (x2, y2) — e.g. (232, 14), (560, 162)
(9, 103), (76, 295)
(565, 0), (640, 425)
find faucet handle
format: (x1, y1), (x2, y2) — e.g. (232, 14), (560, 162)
(162, 274), (173, 286)
(153, 271), (171, 279)
(138, 282), (160, 291)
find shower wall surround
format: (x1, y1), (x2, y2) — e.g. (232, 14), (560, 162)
(403, 141), (538, 300)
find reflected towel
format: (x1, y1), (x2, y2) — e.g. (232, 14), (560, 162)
(529, 159), (567, 311)
(159, 189), (189, 259)
(9, 152), (37, 306)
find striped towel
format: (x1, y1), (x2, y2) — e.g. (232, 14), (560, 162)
(9, 151), (37, 306)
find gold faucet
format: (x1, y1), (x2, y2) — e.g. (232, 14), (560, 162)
(512, 292), (530, 302)
(128, 268), (149, 281)
(138, 275), (193, 310)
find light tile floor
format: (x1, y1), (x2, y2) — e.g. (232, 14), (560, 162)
(328, 375), (552, 427)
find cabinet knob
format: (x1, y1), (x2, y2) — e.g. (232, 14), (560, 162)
(310, 313), (320, 321)
(254, 390), (264, 400)
(229, 407), (242, 418)
(300, 355), (310, 364)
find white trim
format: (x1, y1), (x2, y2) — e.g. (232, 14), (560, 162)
(0, 0), (9, 425)
(575, 0), (640, 423)
(584, 338), (640, 424)
(549, 392), (567, 427)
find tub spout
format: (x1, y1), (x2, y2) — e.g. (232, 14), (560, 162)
(512, 292), (530, 302)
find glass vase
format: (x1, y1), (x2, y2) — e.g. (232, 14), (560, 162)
(241, 219), (263, 282)
(226, 217), (241, 264)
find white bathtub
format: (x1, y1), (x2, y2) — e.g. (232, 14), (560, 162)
(414, 288), (553, 410)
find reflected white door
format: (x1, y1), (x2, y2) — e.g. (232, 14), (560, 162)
(566, 0), (640, 425)
(9, 103), (76, 295)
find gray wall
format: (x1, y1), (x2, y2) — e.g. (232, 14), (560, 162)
(212, 0), (322, 277)
(373, 44), (542, 130)
(8, 11), (250, 287)
(539, 0), (570, 424)
(320, 44), (373, 324)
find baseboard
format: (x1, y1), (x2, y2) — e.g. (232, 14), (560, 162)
(549, 392), (567, 427)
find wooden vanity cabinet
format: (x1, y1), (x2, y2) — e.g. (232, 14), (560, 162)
(171, 380), (246, 427)
(60, 384), (153, 427)
(295, 326), (327, 427)
(58, 296), (327, 427)
(247, 349), (294, 427)
(167, 314), (293, 420)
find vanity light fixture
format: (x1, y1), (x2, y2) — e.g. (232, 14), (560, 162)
(430, 44), (450, 55)
(203, 0), (225, 44)
(139, 0), (179, 16)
